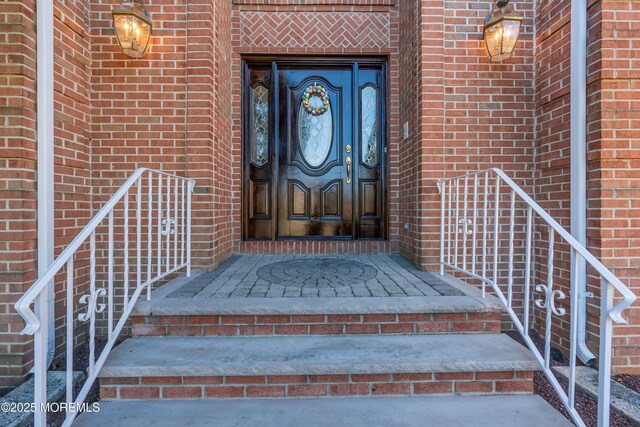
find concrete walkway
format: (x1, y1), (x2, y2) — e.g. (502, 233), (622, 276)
(74, 395), (573, 427)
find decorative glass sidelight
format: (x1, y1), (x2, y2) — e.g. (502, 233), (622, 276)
(298, 89), (333, 167)
(361, 86), (378, 167)
(251, 85), (269, 167)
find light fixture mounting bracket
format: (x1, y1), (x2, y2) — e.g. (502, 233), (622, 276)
(496, 0), (509, 8)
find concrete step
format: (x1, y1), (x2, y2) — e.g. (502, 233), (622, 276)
(132, 273), (505, 337)
(99, 333), (537, 399)
(74, 395), (572, 427)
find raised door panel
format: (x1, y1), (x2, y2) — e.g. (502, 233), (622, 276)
(360, 180), (378, 217)
(288, 180), (310, 219)
(250, 180), (270, 219)
(321, 180), (342, 219)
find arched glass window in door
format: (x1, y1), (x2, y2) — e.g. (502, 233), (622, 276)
(251, 85), (269, 167)
(298, 88), (333, 168)
(361, 85), (378, 167)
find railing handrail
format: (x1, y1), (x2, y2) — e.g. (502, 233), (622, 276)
(439, 167), (637, 427)
(438, 167), (636, 324)
(15, 167), (195, 427)
(15, 167), (196, 335)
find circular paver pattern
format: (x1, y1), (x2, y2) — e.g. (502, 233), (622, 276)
(256, 258), (378, 288)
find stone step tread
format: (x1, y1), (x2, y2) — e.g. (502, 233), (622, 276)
(132, 272), (504, 316)
(99, 333), (537, 378)
(74, 395), (572, 427)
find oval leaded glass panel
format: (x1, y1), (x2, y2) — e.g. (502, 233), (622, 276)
(298, 94), (333, 168)
(361, 86), (378, 166)
(251, 85), (269, 167)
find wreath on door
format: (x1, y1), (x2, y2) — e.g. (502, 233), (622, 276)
(302, 83), (330, 116)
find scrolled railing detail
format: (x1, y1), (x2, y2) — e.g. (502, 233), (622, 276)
(535, 284), (566, 317)
(438, 168), (637, 427)
(458, 218), (473, 236)
(77, 289), (107, 322)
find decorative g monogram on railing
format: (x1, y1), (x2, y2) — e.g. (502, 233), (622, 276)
(458, 218), (473, 236)
(78, 288), (107, 322)
(161, 217), (176, 236)
(534, 284), (566, 317)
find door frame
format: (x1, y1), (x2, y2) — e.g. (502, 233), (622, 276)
(241, 56), (389, 241)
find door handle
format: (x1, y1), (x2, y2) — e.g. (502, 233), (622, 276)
(346, 156), (351, 184)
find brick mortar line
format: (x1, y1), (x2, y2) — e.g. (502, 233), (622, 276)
(101, 371), (534, 399)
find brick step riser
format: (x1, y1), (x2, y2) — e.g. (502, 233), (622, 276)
(100, 371), (533, 400)
(132, 313), (502, 336)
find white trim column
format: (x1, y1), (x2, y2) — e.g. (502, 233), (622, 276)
(36, 0), (55, 412)
(570, 0), (596, 365)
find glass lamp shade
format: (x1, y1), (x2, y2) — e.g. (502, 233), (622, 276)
(112, 0), (152, 58)
(483, 4), (523, 62)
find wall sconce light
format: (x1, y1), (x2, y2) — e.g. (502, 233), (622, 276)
(483, 0), (523, 62)
(112, 0), (152, 58)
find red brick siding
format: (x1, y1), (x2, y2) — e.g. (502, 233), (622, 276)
(532, 0), (640, 372)
(0, 0), (37, 392)
(587, 0), (640, 373)
(398, 0), (422, 264)
(100, 370), (534, 399)
(0, 0), (93, 391)
(131, 311), (501, 336)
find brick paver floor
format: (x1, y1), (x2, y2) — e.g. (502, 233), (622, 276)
(167, 255), (464, 299)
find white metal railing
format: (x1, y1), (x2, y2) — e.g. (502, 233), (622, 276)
(15, 168), (195, 427)
(438, 168), (636, 427)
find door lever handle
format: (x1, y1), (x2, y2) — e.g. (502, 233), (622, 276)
(346, 156), (352, 184)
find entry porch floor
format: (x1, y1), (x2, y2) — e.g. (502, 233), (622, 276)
(133, 254), (502, 316)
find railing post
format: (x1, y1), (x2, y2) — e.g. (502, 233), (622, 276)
(157, 174), (163, 277)
(65, 258), (73, 424)
(186, 181), (194, 277)
(568, 248), (580, 407)
(507, 189), (515, 308)
(34, 291), (48, 427)
(107, 211), (114, 338)
(493, 177), (500, 287)
(147, 172), (152, 301)
(448, 181), (453, 267)
(454, 179), (460, 268)
(462, 176), (469, 271)
(137, 177), (142, 290)
(597, 279), (614, 427)
(472, 174), (478, 276)
(523, 206), (533, 335)
(544, 228), (555, 370)
(481, 172), (489, 298)
(439, 180), (445, 276)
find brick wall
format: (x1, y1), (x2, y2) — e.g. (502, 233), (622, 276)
(398, 0), (421, 264)
(0, 0), (93, 391)
(52, 0), (93, 366)
(90, 0), (233, 271)
(0, 0), (37, 392)
(230, 0), (401, 255)
(586, 0), (640, 373)
(401, 0), (536, 272)
(533, 0), (640, 372)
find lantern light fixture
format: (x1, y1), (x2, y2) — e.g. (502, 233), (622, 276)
(483, 0), (523, 62)
(112, 0), (152, 58)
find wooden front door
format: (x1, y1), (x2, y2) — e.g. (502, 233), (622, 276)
(243, 59), (386, 240)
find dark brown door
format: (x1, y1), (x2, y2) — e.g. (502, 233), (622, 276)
(243, 60), (386, 240)
(277, 67), (353, 238)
